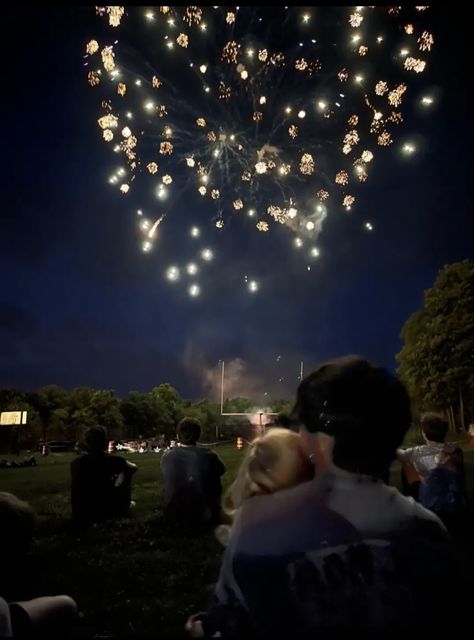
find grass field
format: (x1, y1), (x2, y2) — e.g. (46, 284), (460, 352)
(1, 440), (474, 637)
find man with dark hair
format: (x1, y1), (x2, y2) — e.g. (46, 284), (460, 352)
(200, 357), (455, 638)
(273, 413), (292, 429)
(160, 418), (225, 530)
(398, 412), (467, 523)
(70, 426), (137, 524)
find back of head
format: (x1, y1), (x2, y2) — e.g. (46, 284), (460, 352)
(292, 356), (411, 478)
(0, 492), (37, 555)
(177, 417), (201, 446)
(421, 412), (449, 443)
(224, 427), (312, 515)
(85, 426), (107, 453)
(274, 413), (292, 428)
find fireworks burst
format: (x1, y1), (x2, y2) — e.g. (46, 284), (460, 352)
(86, 5), (435, 294)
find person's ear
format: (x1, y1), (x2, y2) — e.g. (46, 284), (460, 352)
(299, 428), (334, 474)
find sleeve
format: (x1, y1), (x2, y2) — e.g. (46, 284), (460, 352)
(0, 597), (13, 638)
(397, 447), (416, 465)
(206, 521), (254, 638)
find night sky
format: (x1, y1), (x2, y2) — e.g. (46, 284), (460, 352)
(1, 7), (472, 401)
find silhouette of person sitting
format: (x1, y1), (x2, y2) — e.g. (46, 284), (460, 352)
(70, 426), (137, 525)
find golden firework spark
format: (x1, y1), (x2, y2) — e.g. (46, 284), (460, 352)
(289, 125), (298, 139)
(267, 205), (287, 223)
(88, 71), (100, 86)
(405, 24), (414, 34)
(241, 171), (251, 181)
(348, 115), (359, 126)
(177, 33), (189, 48)
(377, 131), (392, 146)
(255, 161), (267, 174)
(343, 144), (352, 155)
(120, 183), (130, 193)
(418, 31), (434, 51)
(207, 131), (217, 142)
(295, 58), (308, 71)
(160, 141), (173, 155)
(121, 135), (137, 150)
(186, 157), (195, 168)
(98, 114), (118, 129)
(404, 57), (426, 72)
(233, 199), (243, 209)
(317, 190), (330, 201)
(163, 126), (173, 139)
(338, 68), (349, 82)
(361, 150), (374, 162)
(343, 130), (360, 147)
(86, 40), (99, 55)
(253, 111), (263, 122)
(162, 174), (172, 185)
(147, 162), (158, 174)
(335, 170), (349, 185)
(256, 221), (269, 232)
(216, 220), (224, 229)
(343, 195), (355, 208)
(415, 6), (428, 11)
(148, 215), (165, 239)
(300, 153), (315, 175)
(122, 126), (132, 138)
(358, 45), (368, 56)
(349, 12), (363, 27)
(388, 111), (403, 124)
(258, 49), (268, 62)
(269, 53), (285, 66)
(211, 189), (220, 199)
(157, 105), (167, 118)
(103, 129), (114, 142)
(106, 6), (125, 27)
(160, 6), (170, 14)
(219, 81), (232, 100)
(198, 186), (207, 195)
(375, 81), (389, 96)
(226, 11), (235, 24)
(152, 76), (162, 88)
(117, 82), (126, 96)
(222, 41), (238, 64)
(196, 118), (207, 127)
(388, 83), (407, 106)
(184, 6), (202, 25)
(101, 46), (115, 72)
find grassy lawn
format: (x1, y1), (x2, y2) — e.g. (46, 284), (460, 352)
(1, 440), (474, 637)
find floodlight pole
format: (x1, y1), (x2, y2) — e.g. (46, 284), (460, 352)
(220, 360), (225, 414)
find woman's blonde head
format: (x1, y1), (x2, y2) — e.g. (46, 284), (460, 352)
(224, 428), (312, 516)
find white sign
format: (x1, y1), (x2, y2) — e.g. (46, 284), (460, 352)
(0, 411), (27, 426)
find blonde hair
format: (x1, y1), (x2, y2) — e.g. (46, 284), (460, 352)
(224, 428), (312, 516)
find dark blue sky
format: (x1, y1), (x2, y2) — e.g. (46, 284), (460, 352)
(1, 7), (472, 400)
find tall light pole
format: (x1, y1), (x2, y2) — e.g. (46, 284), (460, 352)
(220, 360), (225, 415)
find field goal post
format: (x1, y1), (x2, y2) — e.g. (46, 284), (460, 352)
(219, 360), (304, 438)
